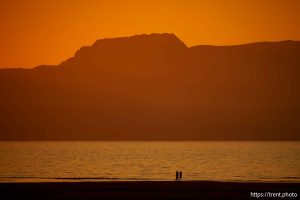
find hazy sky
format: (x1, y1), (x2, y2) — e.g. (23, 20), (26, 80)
(1, 0), (300, 68)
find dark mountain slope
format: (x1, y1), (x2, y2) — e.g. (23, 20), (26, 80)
(1, 34), (299, 140)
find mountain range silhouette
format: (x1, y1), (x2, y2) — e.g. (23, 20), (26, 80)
(1, 33), (300, 140)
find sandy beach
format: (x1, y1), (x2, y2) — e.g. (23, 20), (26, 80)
(0, 181), (299, 200)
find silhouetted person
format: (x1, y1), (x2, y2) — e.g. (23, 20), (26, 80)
(179, 171), (182, 180)
(176, 171), (179, 181)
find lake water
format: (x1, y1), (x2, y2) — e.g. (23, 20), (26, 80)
(0, 141), (300, 182)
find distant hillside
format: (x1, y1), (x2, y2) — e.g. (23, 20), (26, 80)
(1, 33), (300, 140)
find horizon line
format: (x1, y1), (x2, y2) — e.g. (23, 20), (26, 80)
(0, 33), (300, 69)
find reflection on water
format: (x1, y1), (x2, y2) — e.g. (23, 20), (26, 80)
(0, 141), (299, 182)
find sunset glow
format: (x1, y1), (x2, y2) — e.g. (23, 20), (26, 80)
(1, 0), (300, 68)
(0, 1), (300, 198)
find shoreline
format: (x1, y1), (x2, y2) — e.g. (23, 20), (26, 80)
(1, 181), (299, 199)
(1, 179), (300, 183)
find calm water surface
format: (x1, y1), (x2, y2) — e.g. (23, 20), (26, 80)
(0, 141), (299, 182)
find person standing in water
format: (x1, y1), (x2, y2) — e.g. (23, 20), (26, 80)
(176, 171), (179, 181)
(179, 171), (182, 180)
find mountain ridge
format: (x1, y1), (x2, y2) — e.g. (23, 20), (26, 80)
(1, 33), (300, 140)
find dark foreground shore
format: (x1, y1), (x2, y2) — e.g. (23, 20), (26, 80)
(0, 181), (299, 200)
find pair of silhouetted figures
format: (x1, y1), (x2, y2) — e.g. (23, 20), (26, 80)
(175, 171), (182, 181)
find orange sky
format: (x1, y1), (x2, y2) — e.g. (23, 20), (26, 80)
(1, 0), (300, 68)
